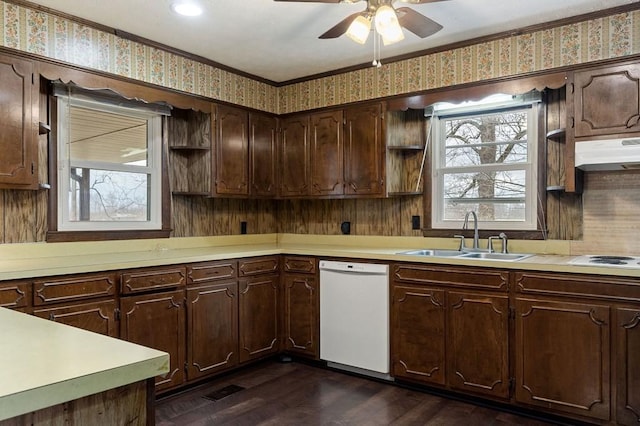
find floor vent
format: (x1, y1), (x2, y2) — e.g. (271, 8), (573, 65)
(203, 384), (245, 401)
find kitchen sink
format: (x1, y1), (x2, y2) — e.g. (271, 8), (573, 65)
(459, 252), (532, 261)
(397, 249), (465, 257)
(397, 249), (531, 262)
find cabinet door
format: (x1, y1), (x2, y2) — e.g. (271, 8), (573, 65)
(280, 114), (310, 197)
(120, 289), (186, 392)
(391, 284), (446, 385)
(239, 274), (279, 362)
(34, 299), (118, 337)
(0, 53), (37, 189)
(448, 291), (509, 399)
(186, 281), (238, 380)
(249, 112), (278, 197)
(573, 63), (640, 138)
(515, 298), (610, 421)
(617, 307), (640, 425)
(344, 103), (384, 196)
(215, 104), (248, 196)
(310, 110), (343, 196)
(282, 273), (318, 358)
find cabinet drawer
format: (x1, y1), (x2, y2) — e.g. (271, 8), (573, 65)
(121, 266), (186, 294)
(239, 256), (279, 277)
(33, 273), (116, 306)
(0, 281), (31, 309)
(393, 263), (508, 291)
(283, 256), (316, 274)
(514, 271), (640, 302)
(33, 299), (118, 337)
(187, 261), (237, 284)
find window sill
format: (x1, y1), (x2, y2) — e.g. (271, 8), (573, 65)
(47, 229), (171, 243)
(422, 228), (546, 240)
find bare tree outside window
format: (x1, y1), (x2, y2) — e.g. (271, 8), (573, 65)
(432, 101), (538, 230)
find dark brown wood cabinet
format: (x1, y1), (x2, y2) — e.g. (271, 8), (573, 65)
(391, 283), (446, 385)
(0, 52), (38, 189)
(571, 62), (640, 139)
(119, 266), (187, 392)
(32, 272), (118, 336)
(186, 261), (239, 380)
(279, 114), (311, 197)
(33, 299), (118, 337)
(448, 291), (509, 399)
(238, 257), (280, 363)
(514, 297), (611, 421)
(282, 256), (318, 358)
(391, 263), (509, 400)
(617, 307), (640, 425)
(344, 103), (384, 196)
(310, 110), (344, 196)
(120, 288), (186, 392)
(215, 104), (249, 196)
(250, 112), (278, 197)
(0, 280), (31, 310)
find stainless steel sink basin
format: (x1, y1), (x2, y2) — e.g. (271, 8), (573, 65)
(397, 249), (532, 262)
(397, 249), (464, 257)
(459, 252), (532, 261)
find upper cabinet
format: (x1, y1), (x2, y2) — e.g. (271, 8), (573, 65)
(249, 112), (278, 197)
(279, 101), (385, 199)
(344, 103), (384, 196)
(571, 62), (640, 139)
(215, 104), (249, 196)
(280, 114), (311, 197)
(0, 53), (38, 189)
(310, 110), (344, 196)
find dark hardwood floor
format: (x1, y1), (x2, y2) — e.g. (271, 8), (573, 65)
(155, 361), (561, 426)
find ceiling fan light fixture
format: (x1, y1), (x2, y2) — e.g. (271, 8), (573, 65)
(346, 15), (372, 44)
(374, 5), (404, 45)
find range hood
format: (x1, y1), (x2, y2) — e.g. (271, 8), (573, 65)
(575, 137), (640, 171)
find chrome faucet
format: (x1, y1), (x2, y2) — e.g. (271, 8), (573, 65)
(463, 211), (480, 250)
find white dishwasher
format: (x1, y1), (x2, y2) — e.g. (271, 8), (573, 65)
(319, 260), (390, 379)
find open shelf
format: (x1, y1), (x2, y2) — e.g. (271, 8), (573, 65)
(387, 145), (425, 151)
(546, 128), (566, 141)
(38, 122), (50, 135)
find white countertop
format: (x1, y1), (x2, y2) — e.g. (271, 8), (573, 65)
(0, 233), (639, 280)
(0, 308), (169, 421)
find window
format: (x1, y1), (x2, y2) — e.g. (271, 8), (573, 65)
(431, 93), (540, 231)
(56, 93), (164, 232)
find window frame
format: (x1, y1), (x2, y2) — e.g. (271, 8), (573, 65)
(431, 101), (539, 231)
(47, 82), (172, 243)
(56, 96), (163, 232)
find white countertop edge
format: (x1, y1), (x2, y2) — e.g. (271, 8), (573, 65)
(0, 308), (170, 421)
(0, 355), (168, 421)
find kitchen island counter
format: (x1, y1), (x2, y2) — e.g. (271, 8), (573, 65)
(0, 308), (169, 423)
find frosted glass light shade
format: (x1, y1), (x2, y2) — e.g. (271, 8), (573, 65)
(346, 15), (371, 44)
(374, 5), (404, 45)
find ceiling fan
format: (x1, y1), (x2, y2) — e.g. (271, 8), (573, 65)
(274, 0), (448, 45)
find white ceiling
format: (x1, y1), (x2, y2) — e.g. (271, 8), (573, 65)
(28, 0), (639, 83)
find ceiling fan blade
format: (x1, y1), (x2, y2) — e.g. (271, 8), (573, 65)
(396, 7), (443, 38)
(273, 0), (343, 3)
(319, 11), (364, 39)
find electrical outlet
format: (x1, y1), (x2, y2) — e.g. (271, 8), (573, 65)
(411, 215), (421, 230)
(240, 221), (247, 234)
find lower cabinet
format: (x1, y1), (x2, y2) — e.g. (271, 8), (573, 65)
(33, 299), (118, 337)
(514, 298), (611, 420)
(282, 256), (319, 359)
(120, 289), (186, 392)
(186, 280), (239, 380)
(616, 307), (640, 425)
(391, 284), (446, 385)
(239, 274), (280, 362)
(390, 264), (510, 401)
(448, 291), (509, 399)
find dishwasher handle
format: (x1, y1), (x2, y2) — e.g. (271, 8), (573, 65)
(319, 260), (389, 275)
